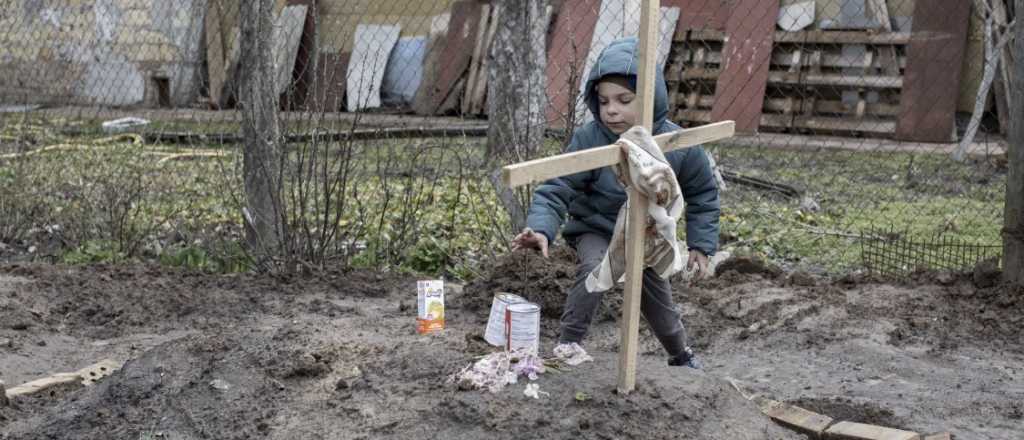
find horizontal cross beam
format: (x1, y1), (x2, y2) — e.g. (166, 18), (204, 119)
(501, 120), (735, 188)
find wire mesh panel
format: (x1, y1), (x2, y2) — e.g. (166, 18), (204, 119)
(0, 0), (1013, 278)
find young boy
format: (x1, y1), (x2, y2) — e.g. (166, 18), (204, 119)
(511, 37), (720, 368)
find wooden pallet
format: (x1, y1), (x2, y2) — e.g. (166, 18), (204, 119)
(668, 28), (910, 137)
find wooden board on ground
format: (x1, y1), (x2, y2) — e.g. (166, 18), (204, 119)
(825, 421), (921, 440)
(415, 0), (484, 115)
(922, 433), (951, 440)
(895, 0), (971, 142)
(462, 4), (491, 115)
(471, 4), (501, 115)
(205, 0), (241, 108)
(273, 5), (309, 96)
(412, 12), (452, 115)
(753, 396), (834, 437)
(5, 359), (123, 399)
(346, 24), (401, 111)
(283, 0), (318, 110)
(544, 0), (600, 128)
(310, 52), (349, 112)
(710, 0), (780, 133)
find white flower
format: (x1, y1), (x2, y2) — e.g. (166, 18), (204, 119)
(523, 383), (548, 399)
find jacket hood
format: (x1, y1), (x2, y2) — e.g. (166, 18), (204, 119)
(584, 37), (671, 140)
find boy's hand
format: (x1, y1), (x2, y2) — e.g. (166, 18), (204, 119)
(511, 228), (549, 258)
(687, 249), (710, 279)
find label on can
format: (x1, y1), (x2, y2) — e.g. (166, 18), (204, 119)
(416, 279), (445, 334)
(504, 302), (541, 355)
(484, 293), (527, 346)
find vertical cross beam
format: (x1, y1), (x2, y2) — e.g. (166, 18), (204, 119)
(617, 0), (660, 395)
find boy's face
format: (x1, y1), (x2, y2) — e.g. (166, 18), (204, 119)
(596, 77), (638, 135)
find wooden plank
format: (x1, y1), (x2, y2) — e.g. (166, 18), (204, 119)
(310, 52), (349, 112)
(205, 0), (230, 107)
(617, 0), (660, 396)
(76, 359), (122, 385)
(679, 110), (896, 134)
(283, 0), (318, 110)
(991, 0), (1012, 135)
(471, 4), (501, 115)
(786, 73), (903, 88)
(5, 373), (81, 398)
(825, 421), (921, 440)
(668, 48), (907, 71)
(273, 5), (309, 96)
(866, 0), (902, 75)
(710, 0), (780, 133)
(754, 396), (834, 437)
(503, 121), (735, 188)
(544, 0), (600, 127)
(896, 0), (971, 142)
(691, 29), (912, 45)
(462, 4), (490, 115)
(420, 0), (484, 115)
(922, 433), (951, 440)
(794, 115), (897, 133)
(681, 70), (903, 88)
(6, 359), (123, 398)
(717, 132), (1006, 157)
(412, 12), (452, 115)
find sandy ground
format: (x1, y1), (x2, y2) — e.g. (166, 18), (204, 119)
(0, 252), (1021, 439)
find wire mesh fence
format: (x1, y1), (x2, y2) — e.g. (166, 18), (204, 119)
(0, 0), (1013, 278)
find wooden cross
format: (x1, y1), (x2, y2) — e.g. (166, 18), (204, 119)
(501, 0), (735, 394)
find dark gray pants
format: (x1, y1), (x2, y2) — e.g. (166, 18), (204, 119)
(559, 233), (689, 358)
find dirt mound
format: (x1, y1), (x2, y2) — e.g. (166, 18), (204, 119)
(714, 256), (783, 279)
(4, 261), (1023, 440)
(887, 280), (1024, 353)
(456, 246), (583, 319)
(3, 321), (801, 440)
(0, 263), (400, 340)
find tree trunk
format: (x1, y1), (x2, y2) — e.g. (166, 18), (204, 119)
(1004, 0), (1023, 284)
(486, 0), (549, 232)
(240, 0), (286, 264)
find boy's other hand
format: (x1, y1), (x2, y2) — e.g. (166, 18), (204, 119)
(687, 249), (709, 279)
(511, 228), (549, 258)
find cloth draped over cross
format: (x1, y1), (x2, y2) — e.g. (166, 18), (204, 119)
(585, 126), (692, 293)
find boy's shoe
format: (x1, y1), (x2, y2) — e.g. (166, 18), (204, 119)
(668, 347), (702, 370)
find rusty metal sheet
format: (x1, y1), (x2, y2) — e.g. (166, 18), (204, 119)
(663, 0), (729, 32)
(896, 0), (971, 142)
(544, 0), (601, 128)
(710, 0), (779, 133)
(417, 0), (483, 115)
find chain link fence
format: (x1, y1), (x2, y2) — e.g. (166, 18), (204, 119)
(0, 0), (1014, 277)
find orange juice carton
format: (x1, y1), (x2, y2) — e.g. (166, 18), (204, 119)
(416, 279), (445, 334)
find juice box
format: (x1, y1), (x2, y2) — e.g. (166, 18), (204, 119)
(416, 279), (445, 334)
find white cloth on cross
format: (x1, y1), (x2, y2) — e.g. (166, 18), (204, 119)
(585, 126), (689, 293)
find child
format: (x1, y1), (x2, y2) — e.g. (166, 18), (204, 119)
(511, 37), (720, 368)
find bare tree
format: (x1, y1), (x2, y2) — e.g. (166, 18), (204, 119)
(239, 0), (287, 265)
(486, 0), (549, 232)
(1004, 0), (1023, 284)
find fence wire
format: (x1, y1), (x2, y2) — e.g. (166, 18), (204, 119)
(0, 0), (1013, 277)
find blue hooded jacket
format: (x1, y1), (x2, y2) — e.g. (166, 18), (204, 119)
(526, 37), (720, 256)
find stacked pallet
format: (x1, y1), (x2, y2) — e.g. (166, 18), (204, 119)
(669, 29), (908, 136)
(665, 0), (974, 142)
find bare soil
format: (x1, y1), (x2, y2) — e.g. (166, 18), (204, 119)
(1, 250), (1022, 439)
